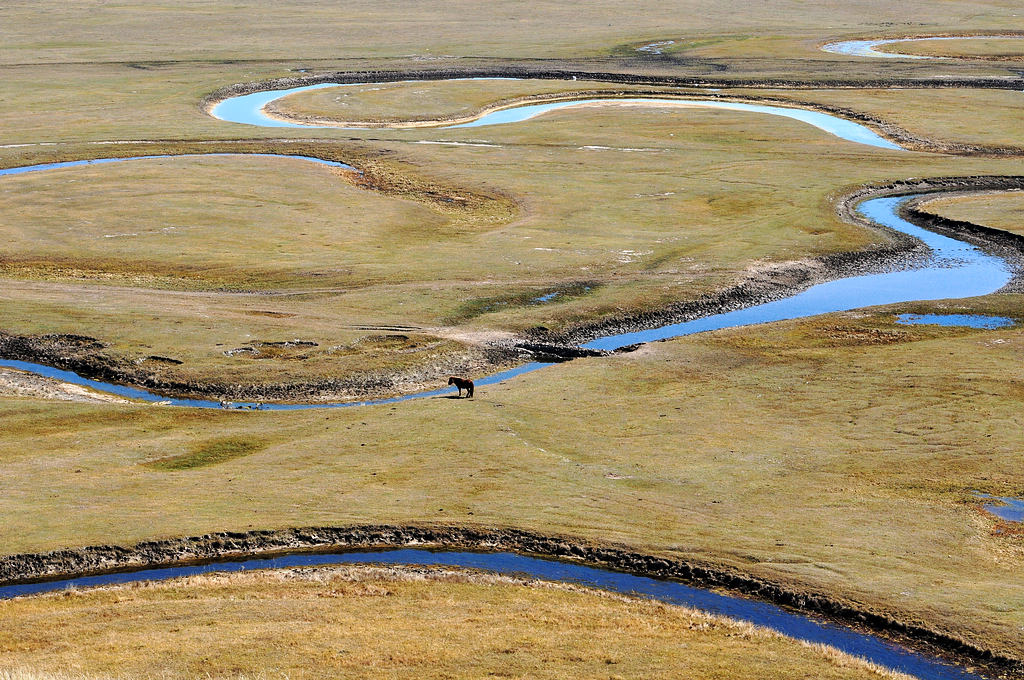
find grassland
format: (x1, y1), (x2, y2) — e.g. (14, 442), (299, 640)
(2, 298), (1024, 660)
(267, 79), (668, 125)
(2, 0), (1020, 64)
(875, 37), (1024, 59)
(2, 100), (1023, 396)
(919, 191), (1024, 232)
(2, 0), (1024, 674)
(0, 565), (912, 680)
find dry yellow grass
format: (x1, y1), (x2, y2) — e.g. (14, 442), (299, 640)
(0, 565), (914, 680)
(2, 1), (1024, 672)
(1, 0), (1018, 64)
(874, 37), (1024, 59)
(268, 79), (669, 126)
(2, 300), (1023, 658)
(917, 191), (1024, 234)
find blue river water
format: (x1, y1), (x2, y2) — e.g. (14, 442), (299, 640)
(822, 35), (1024, 59)
(210, 79), (903, 150)
(0, 548), (984, 680)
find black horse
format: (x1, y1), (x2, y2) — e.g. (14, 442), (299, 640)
(447, 376), (474, 398)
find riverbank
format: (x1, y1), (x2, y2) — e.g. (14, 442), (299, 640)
(0, 562), (917, 680)
(0, 525), (1016, 677)
(0, 367), (128, 404)
(1, 175), (1021, 403)
(507, 176), (1024, 348)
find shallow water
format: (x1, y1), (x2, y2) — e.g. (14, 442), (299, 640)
(895, 314), (1015, 329)
(822, 35), (1024, 59)
(974, 493), (1024, 522)
(0, 548), (985, 680)
(0, 358), (553, 410)
(210, 80), (903, 150)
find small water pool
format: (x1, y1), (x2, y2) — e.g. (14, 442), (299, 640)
(895, 314), (1015, 329)
(974, 492), (1024, 522)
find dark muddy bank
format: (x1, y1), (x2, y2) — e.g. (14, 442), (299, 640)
(0, 524), (1019, 677)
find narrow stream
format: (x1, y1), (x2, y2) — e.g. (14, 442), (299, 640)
(0, 152), (355, 178)
(209, 79), (903, 150)
(0, 548), (985, 680)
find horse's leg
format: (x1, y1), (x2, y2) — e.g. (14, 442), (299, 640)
(467, 384), (474, 398)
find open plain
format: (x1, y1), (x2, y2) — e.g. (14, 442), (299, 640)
(1, 1), (1023, 678)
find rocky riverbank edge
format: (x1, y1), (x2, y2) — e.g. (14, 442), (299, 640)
(1, 524), (1019, 677)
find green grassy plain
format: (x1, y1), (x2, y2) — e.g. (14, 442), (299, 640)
(0, 566), (911, 680)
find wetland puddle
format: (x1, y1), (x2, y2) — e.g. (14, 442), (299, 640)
(0, 548), (987, 680)
(895, 314), (1015, 329)
(974, 492), (1024, 522)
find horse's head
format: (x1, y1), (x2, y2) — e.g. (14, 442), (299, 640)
(447, 376), (456, 385)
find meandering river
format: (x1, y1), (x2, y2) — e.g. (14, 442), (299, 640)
(0, 88), (1013, 406)
(0, 548), (986, 680)
(210, 78), (903, 150)
(0, 187), (1011, 408)
(2, 76), (1020, 679)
